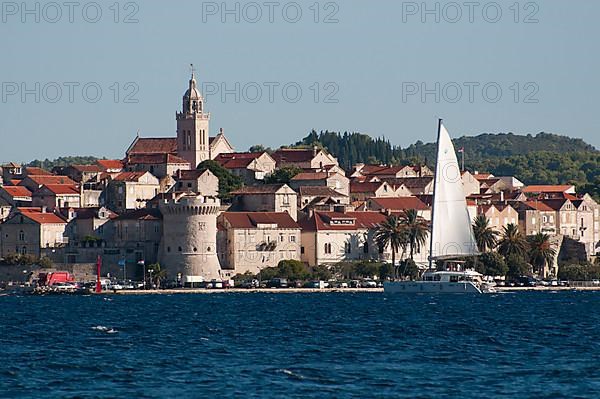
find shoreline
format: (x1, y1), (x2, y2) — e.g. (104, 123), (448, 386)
(101, 286), (600, 295)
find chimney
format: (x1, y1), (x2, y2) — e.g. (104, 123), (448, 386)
(313, 145), (318, 157)
(41, 206), (47, 213)
(500, 191), (504, 203)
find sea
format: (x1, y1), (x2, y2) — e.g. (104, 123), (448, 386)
(1, 291), (600, 398)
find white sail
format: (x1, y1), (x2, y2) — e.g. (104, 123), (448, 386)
(429, 122), (479, 261)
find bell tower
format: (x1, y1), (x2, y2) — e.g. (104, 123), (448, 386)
(176, 64), (210, 168)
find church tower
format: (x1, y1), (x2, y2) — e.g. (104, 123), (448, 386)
(176, 66), (210, 168)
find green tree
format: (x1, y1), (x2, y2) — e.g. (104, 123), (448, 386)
(310, 265), (332, 280)
(400, 259), (419, 280)
(276, 259), (310, 281)
(506, 255), (531, 279)
(528, 233), (557, 277)
(38, 256), (53, 268)
(378, 263), (395, 280)
(475, 252), (508, 277)
(472, 215), (498, 252)
(498, 223), (529, 259)
(374, 215), (408, 278)
(399, 209), (429, 260)
(264, 165), (303, 184)
(197, 160), (243, 200)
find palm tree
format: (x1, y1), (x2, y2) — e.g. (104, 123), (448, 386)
(528, 233), (556, 277)
(472, 215), (498, 252)
(497, 223), (529, 259)
(375, 215), (408, 278)
(399, 209), (429, 260)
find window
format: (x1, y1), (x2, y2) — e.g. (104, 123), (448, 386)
(301, 246), (305, 254)
(378, 244), (385, 254)
(280, 234), (284, 242)
(363, 242), (369, 253)
(283, 195), (290, 205)
(290, 236), (296, 242)
(178, 247), (182, 252)
(20, 246), (27, 255)
(18, 230), (25, 241)
(345, 242), (351, 254)
(324, 243), (332, 254)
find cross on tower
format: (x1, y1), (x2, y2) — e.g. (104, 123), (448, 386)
(190, 63), (195, 76)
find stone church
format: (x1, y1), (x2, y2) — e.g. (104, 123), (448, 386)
(125, 69), (234, 169)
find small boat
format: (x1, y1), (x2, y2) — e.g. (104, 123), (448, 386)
(385, 120), (491, 294)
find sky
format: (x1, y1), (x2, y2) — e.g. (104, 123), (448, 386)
(1, 0), (599, 162)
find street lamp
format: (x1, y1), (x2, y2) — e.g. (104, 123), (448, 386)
(148, 269), (154, 289)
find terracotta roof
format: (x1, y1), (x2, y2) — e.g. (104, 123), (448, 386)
(221, 212), (299, 229)
(127, 154), (190, 165)
(1, 186), (32, 198)
(9, 180), (21, 186)
(176, 169), (213, 180)
(17, 208), (66, 224)
(113, 172), (150, 182)
(25, 167), (52, 175)
(21, 175), (76, 186)
(300, 211), (390, 231)
(520, 201), (555, 212)
(113, 208), (162, 221)
(37, 185), (79, 195)
(291, 172), (331, 181)
(70, 164), (103, 173)
(298, 186), (347, 197)
(539, 199), (570, 211)
(523, 185), (575, 193)
(214, 152), (265, 169)
(128, 137), (177, 155)
(368, 196), (429, 211)
(97, 159), (124, 170)
(272, 148), (317, 163)
(350, 182), (386, 193)
(230, 184), (289, 195)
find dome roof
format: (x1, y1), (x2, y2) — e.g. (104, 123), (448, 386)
(184, 74), (201, 99)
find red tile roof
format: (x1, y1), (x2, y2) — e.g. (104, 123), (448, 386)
(213, 153), (264, 169)
(539, 199), (570, 211)
(18, 208), (66, 224)
(1, 186), (32, 198)
(291, 172), (330, 181)
(128, 137), (177, 155)
(521, 201), (555, 212)
(221, 212), (299, 229)
(38, 185), (80, 195)
(272, 148), (317, 163)
(127, 154), (190, 165)
(368, 196), (429, 211)
(113, 172), (150, 182)
(21, 175), (76, 186)
(350, 182), (386, 193)
(472, 173), (494, 181)
(176, 169), (213, 180)
(71, 164), (103, 173)
(97, 159), (124, 170)
(523, 185), (575, 193)
(298, 186), (347, 197)
(25, 167), (52, 175)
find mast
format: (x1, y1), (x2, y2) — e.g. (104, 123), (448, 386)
(428, 118), (443, 270)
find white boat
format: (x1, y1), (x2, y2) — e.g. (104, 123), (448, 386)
(385, 120), (493, 294)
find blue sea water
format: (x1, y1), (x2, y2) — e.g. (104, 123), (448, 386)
(2, 292), (600, 398)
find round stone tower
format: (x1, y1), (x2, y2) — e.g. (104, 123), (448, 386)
(159, 194), (222, 282)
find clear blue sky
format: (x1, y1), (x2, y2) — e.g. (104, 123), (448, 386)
(1, 1), (598, 162)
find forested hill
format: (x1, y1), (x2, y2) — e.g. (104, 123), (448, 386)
(293, 130), (600, 197)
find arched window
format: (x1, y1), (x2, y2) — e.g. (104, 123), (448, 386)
(18, 230), (25, 241)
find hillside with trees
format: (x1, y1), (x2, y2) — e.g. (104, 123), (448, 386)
(292, 130), (600, 198)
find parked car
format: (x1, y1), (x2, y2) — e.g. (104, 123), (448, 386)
(266, 278), (288, 288)
(362, 280), (377, 288)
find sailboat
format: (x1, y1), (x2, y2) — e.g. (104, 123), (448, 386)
(384, 120), (495, 294)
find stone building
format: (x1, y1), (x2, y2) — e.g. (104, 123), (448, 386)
(172, 168), (219, 196)
(0, 207), (67, 258)
(105, 171), (160, 213)
(289, 171), (350, 197)
(272, 147), (338, 170)
(230, 184), (298, 221)
(159, 194), (222, 283)
(32, 184), (81, 210)
(214, 151), (276, 185)
(218, 212), (301, 276)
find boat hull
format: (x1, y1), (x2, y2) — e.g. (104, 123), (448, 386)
(384, 281), (483, 294)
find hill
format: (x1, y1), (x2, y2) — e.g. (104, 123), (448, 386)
(292, 130), (600, 198)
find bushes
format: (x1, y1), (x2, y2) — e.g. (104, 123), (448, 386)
(1, 253), (40, 266)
